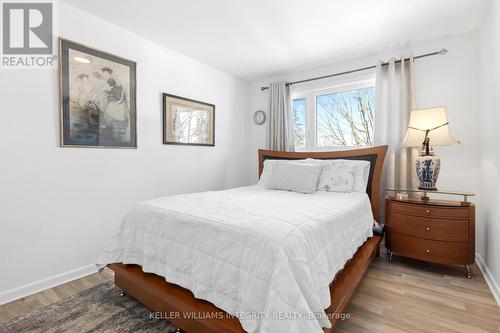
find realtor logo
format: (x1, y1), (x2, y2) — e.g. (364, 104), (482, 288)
(1, 1), (55, 68)
(3, 2), (53, 54)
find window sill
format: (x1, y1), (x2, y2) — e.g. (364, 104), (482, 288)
(295, 145), (373, 152)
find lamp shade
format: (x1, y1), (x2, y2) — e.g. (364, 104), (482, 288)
(402, 107), (459, 147)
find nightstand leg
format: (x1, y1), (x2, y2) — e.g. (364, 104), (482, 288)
(388, 251), (393, 263)
(465, 265), (472, 279)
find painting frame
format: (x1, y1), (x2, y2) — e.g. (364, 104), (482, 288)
(162, 93), (215, 147)
(58, 38), (137, 148)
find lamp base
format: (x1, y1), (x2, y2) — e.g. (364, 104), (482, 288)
(416, 154), (441, 191)
(418, 186), (438, 191)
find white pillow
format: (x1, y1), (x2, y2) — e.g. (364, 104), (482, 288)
(257, 159), (277, 186)
(265, 162), (323, 194)
(317, 162), (354, 192)
(258, 159), (308, 186)
(336, 159), (370, 192)
(301, 158), (370, 193)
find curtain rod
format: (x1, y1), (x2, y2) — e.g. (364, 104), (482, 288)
(260, 48), (448, 91)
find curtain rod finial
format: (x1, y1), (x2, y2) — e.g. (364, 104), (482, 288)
(439, 48), (448, 55)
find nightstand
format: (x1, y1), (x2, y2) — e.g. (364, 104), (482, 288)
(385, 193), (475, 278)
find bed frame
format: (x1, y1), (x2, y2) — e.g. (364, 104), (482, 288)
(109, 145), (388, 333)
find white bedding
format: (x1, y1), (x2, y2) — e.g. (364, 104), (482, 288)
(97, 185), (373, 333)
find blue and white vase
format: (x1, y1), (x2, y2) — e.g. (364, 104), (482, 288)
(416, 154), (441, 190)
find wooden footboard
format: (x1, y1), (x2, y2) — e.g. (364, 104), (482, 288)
(108, 235), (381, 333)
(110, 263), (243, 333)
(324, 235), (381, 331)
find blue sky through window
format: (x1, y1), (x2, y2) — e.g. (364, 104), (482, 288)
(316, 87), (374, 147)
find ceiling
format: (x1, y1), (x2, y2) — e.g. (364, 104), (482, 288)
(62, 0), (489, 82)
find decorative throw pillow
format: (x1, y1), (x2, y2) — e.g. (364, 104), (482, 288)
(316, 163), (354, 192)
(301, 158), (370, 193)
(265, 162), (323, 194)
(335, 160), (370, 192)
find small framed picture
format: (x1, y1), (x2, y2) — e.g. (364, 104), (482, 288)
(59, 38), (137, 148)
(162, 93), (215, 146)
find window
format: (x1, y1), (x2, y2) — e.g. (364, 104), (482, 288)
(292, 81), (375, 149)
(292, 99), (306, 148)
(316, 87), (374, 147)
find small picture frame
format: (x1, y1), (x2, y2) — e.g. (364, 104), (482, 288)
(162, 93), (215, 146)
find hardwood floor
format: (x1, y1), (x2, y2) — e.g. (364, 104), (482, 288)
(337, 250), (500, 333)
(0, 268), (113, 325)
(1, 250), (499, 332)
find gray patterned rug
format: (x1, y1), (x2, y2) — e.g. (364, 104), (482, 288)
(0, 281), (178, 333)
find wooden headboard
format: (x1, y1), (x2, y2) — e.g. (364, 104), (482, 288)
(258, 145), (388, 221)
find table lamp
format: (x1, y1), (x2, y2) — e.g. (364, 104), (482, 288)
(402, 107), (460, 190)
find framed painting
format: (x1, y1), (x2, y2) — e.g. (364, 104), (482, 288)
(59, 38), (137, 148)
(162, 93), (215, 146)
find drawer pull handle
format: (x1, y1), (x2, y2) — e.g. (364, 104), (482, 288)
(426, 210), (430, 214)
(426, 249), (430, 253)
(426, 227), (430, 231)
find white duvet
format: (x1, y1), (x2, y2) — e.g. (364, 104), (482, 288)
(97, 185), (373, 333)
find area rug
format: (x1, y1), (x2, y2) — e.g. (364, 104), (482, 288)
(0, 281), (178, 333)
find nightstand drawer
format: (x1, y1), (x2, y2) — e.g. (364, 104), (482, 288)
(391, 212), (469, 242)
(392, 201), (469, 219)
(391, 233), (470, 265)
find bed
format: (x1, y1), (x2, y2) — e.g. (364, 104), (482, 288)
(99, 146), (388, 333)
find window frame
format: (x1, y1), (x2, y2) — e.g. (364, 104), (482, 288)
(292, 78), (375, 150)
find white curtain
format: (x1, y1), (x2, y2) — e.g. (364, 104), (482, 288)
(375, 57), (419, 195)
(268, 81), (295, 152)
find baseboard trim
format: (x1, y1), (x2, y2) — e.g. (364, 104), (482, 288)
(476, 253), (500, 306)
(0, 264), (98, 305)
(2, 257), (498, 307)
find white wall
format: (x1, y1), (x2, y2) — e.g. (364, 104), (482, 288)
(478, 0), (500, 304)
(0, 2), (249, 302)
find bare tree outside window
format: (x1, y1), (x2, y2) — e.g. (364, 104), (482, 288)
(316, 87), (374, 147)
(292, 99), (306, 148)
